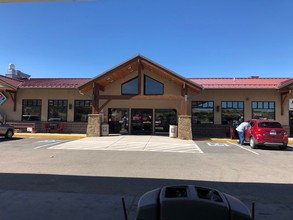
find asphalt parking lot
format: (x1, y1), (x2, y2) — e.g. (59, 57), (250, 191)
(0, 135), (293, 220)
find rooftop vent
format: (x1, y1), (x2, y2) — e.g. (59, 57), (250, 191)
(8, 64), (15, 70)
(6, 64), (31, 80)
(250, 76), (259, 79)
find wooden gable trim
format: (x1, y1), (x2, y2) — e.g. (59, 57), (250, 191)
(0, 79), (18, 112)
(78, 56), (140, 93)
(81, 55), (203, 114)
(140, 59), (202, 93)
(280, 91), (290, 116)
(78, 55), (203, 94)
(98, 99), (112, 113)
(0, 82), (18, 92)
(9, 91), (17, 112)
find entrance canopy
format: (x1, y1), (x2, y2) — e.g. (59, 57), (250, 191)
(78, 54), (203, 94)
(78, 54), (203, 115)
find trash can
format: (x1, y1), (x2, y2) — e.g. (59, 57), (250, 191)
(169, 125), (178, 138)
(101, 123), (109, 136)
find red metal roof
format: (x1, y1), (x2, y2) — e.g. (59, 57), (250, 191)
(189, 77), (292, 89)
(20, 78), (90, 88)
(0, 75), (23, 88)
(1, 75), (293, 90)
(277, 78), (293, 89)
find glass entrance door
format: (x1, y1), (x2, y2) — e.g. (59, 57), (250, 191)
(108, 108), (129, 134)
(154, 109), (177, 135)
(131, 109), (153, 135)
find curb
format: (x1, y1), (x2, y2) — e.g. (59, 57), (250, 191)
(208, 138), (293, 143)
(14, 133), (86, 139)
(14, 133), (293, 143)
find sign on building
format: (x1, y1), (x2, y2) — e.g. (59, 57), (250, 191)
(290, 99), (293, 111)
(0, 92), (7, 105)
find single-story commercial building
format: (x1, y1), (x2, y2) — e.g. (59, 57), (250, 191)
(0, 55), (293, 139)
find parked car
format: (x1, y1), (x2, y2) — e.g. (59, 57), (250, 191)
(0, 121), (15, 139)
(244, 119), (288, 150)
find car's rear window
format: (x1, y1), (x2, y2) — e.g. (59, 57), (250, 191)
(258, 122), (282, 128)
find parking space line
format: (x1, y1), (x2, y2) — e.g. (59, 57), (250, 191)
(207, 142), (229, 147)
(194, 142), (203, 153)
(34, 140), (69, 149)
(228, 141), (260, 155)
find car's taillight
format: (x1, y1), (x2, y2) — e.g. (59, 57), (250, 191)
(255, 129), (263, 137)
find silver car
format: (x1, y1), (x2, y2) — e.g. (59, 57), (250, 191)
(0, 121), (14, 139)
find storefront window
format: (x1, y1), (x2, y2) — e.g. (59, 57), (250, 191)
(131, 109), (153, 135)
(221, 101), (244, 126)
(121, 77), (138, 95)
(22, 99), (41, 121)
(74, 100), (91, 122)
(252, 101), (275, 119)
(48, 99), (68, 121)
(144, 75), (164, 95)
(108, 108), (129, 134)
(191, 101), (214, 124)
(154, 109), (177, 134)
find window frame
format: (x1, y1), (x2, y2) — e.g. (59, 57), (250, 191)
(144, 75), (164, 95)
(191, 101), (214, 124)
(251, 101), (275, 120)
(154, 109), (177, 133)
(74, 100), (92, 122)
(22, 99), (42, 121)
(121, 77), (139, 95)
(48, 99), (68, 121)
(221, 101), (244, 126)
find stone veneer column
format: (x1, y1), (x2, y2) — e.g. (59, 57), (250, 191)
(86, 114), (102, 137)
(178, 115), (192, 140)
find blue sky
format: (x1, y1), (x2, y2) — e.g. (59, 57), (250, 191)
(0, 0), (293, 78)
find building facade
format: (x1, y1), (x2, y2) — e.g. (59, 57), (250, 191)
(1, 55), (293, 138)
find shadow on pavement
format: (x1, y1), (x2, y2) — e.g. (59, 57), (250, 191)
(0, 173), (292, 220)
(0, 137), (23, 142)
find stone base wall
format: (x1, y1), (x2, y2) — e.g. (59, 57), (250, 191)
(86, 114), (102, 137)
(178, 115), (192, 140)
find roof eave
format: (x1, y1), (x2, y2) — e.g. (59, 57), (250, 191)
(78, 54), (203, 92)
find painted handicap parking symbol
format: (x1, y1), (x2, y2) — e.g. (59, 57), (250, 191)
(207, 142), (229, 147)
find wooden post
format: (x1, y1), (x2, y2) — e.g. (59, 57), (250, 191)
(92, 83), (99, 114)
(138, 58), (142, 95)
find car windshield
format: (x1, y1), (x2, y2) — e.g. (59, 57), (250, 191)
(258, 122), (282, 128)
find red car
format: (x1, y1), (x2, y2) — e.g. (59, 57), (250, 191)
(244, 119), (288, 150)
